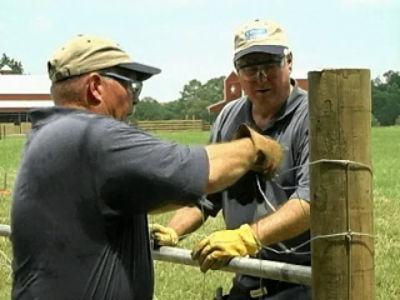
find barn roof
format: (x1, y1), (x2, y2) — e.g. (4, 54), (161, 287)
(0, 75), (51, 94)
(0, 100), (53, 108)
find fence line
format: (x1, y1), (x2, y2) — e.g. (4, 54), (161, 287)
(0, 122), (31, 139)
(135, 120), (210, 132)
(0, 224), (311, 285)
(0, 120), (210, 138)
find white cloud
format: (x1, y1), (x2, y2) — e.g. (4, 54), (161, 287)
(32, 16), (52, 30)
(164, 0), (204, 5)
(0, 22), (7, 33)
(343, 0), (398, 5)
(141, 0), (205, 8)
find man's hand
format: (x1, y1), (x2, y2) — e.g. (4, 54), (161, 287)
(191, 224), (261, 273)
(149, 224), (179, 247)
(235, 124), (284, 177)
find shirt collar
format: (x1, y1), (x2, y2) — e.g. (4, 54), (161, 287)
(29, 106), (90, 129)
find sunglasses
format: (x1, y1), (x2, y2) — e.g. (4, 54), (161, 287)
(237, 57), (285, 81)
(100, 72), (143, 101)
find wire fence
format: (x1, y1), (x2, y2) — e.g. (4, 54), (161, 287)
(0, 158), (374, 298)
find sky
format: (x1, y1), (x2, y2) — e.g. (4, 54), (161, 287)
(1, 0), (399, 102)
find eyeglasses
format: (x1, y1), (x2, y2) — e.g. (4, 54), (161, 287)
(237, 58), (285, 81)
(100, 72), (143, 102)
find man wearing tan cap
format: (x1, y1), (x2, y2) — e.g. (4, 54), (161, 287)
(152, 20), (311, 299)
(10, 34), (283, 299)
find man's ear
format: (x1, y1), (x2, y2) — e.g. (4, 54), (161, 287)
(286, 52), (293, 74)
(87, 73), (104, 107)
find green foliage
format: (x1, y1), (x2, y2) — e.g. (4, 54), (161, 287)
(371, 114), (380, 127)
(395, 115), (400, 126)
(372, 70), (400, 126)
(131, 76), (226, 122)
(177, 76), (225, 121)
(131, 97), (167, 121)
(0, 53), (24, 74)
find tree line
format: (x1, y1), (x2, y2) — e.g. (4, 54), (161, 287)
(2, 53), (399, 126)
(130, 77), (225, 123)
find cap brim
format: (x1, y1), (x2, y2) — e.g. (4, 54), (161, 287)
(234, 45), (287, 61)
(118, 62), (161, 81)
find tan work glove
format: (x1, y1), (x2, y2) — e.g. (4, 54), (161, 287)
(149, 224), (179, 247)
(235, 124), (284, 177)
(191, 224), (261, 273)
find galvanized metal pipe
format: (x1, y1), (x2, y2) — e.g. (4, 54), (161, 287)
(152, 246), (311, 286)
(0, 224), (10, 237)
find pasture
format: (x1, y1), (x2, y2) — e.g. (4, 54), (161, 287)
(0, 127), (399, 299)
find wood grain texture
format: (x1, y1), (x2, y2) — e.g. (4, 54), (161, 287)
(309, 69), (374, 300)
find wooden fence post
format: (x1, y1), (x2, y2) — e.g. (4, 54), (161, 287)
(308, 69), (374, 300)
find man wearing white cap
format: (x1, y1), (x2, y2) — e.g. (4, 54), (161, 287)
(152, 19), (311, 299)
(10, 34), (284, 299)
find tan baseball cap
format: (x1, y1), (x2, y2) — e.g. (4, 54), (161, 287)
(47, 34), (161, 83)
(234, 19), (290, 61)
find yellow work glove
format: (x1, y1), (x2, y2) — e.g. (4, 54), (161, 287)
(191, 224), (261, 273)
(149, 224), (179, 247)
(235, 124), (284, 178)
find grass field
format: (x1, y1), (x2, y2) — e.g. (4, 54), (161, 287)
(0, 127), (399, 299)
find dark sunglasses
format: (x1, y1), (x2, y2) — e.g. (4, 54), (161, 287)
(100, 72), (143, 101)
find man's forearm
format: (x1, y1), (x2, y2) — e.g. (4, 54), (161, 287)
(250, 198), (310, 246)
(204, 138), (255, 194)
(168, 206), (205, 237)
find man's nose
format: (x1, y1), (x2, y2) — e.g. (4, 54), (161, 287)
(257, 68), (269, 80)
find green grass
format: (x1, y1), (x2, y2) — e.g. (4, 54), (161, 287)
(0, 136), (25, 299)
(156, 130), (210, 145)
(0, 127), (399, 299)
(371, 127), (400, 299)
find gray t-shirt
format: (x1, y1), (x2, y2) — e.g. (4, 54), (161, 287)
(11, 107), (208, 300)
(202, 82), (310, 267)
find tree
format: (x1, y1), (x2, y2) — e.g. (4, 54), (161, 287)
(163, 100), (184, 120)
(372, 70), (400, 126)
(176, 76), (225, 120)
(383, 70), (400, 87)
(0, 53), (24, 74)
(129, 97), (166, 121)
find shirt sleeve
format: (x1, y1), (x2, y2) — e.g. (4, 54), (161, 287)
(91, 118), (209, 214)
(195, 110), (226, 217)
(289, 108), (310, 202)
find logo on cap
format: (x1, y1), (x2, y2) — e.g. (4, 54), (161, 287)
(244, 28), (268, 41)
